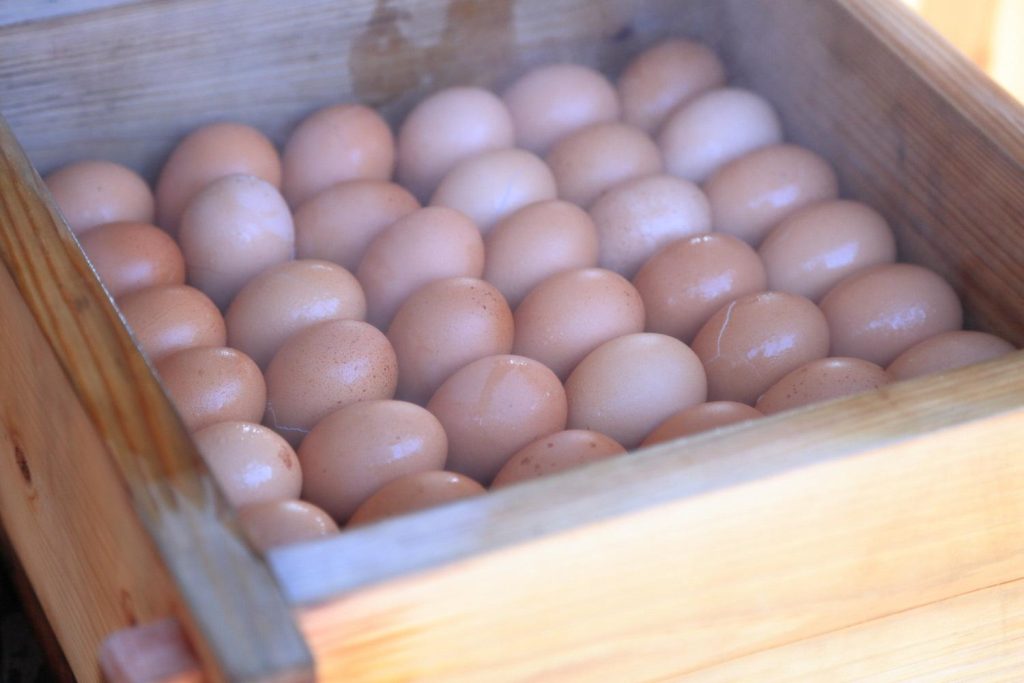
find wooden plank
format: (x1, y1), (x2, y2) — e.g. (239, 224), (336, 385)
(0, 0), (709, 178)
(0, 1), (143, 27)
(0, 115), (311, 681)
(714, 0), (1024, 346)
(682, 577), (1024, 681)
(95, 570), (1024, 683)
(0, 261), (177, 682)
(265, 352), (1024, 680)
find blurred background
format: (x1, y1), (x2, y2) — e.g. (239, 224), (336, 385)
(903, 0), (1023, 102)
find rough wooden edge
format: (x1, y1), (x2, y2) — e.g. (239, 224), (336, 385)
(680, 576), (1024, 680)
(272, 349), (1024, 603)
(0, 115), (311, 682)
(290, 389), (1024, 680)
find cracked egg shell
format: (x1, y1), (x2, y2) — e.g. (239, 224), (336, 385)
(691, 291), (829, 405)
(633, 232), (766, 344)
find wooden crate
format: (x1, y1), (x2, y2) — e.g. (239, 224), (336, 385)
(1, 0), (1023, 680)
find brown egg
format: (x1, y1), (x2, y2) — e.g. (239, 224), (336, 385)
(238, 500), (339, 552)
(348, 471), (486, 526)
(589, 174), (711, 277)
(78, 220), (185, 298)
(484, 200), (599, 308)
(887, 330), (1016, 381)
(565, 333), (707, 449)
(155, 122), (281, 235)
(502, 63), (621, 155)
(397, 87), (515, 200)
(618, 39), (726, 134)
(691, 291), (830, 404)
(633, 233), (767, 343)
(755, 357), (890, 415)
(513, 267), (645, 379)
(282, 104), (395, 208)
(546, 123), (662, 207)
(388, 277), (514, 405)
(155, 346), (266, 432)
(293, 180), (420, 271)
(192, 421), (301, 507)
(264, 319), (398, 445)
(430, 148), (557, 232)
(659, 88), (782, 183)
(118, 284), (226, 361)
(225, 259), (366, 369)
(819, 263), (963, 367)
(706, 144), (839, 247)
(357, 206), (485, 329)
(297, 400), (448, 522)
(641, 401), (762, 447)
(45, 160), (154, 235)
(178, 174), (295, 309)
(759, 200), (897, 302)
(491, 430), (625, 489)
(427, 354), (567, 484)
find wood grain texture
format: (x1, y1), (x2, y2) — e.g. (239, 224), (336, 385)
(0, 117), (311, 682)
(0, 1), (143, 27)
(0, 260), (176, 683)
(715, 0), (1024, 345)
(0, 0), (707, 178)
(0, 0), (1023, 680)
(682, 577), (1024, 681)
(268, 353), (1024, 680)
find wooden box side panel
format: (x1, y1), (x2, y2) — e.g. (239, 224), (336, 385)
(0, 0), (709, 179)
(290, 375), (1024, 681)
(0, 261), (178, 683)
(682, 576), (1024, 681)
(716, 0), (1024, 344)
